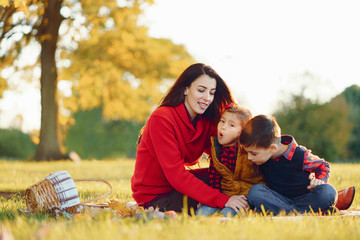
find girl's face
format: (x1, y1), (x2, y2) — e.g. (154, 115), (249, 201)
(217, 111), (242, 147)
(184, 74), (216, 120)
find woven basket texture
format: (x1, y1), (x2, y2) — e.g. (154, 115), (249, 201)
(25, 179), (64, 213)
(25, 171), (113, 214)
(25, 171), (80, 214)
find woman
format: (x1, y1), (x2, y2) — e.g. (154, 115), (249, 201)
(131, 63), (248, 213)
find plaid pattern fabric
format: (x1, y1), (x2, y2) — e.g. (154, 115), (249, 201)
(209, 145), (238, 190)
(302, 148), (330, 182)
(276, 135), (330, 182)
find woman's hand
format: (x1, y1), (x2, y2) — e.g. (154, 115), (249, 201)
(224, 195), (249, 212)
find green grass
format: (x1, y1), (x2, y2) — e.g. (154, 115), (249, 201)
(1, 160), (359, 240)
(0, 159), (134, 201)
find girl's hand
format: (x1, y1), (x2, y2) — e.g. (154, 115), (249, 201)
(307, 173), (325, 190)
(224, 195), (249, 212)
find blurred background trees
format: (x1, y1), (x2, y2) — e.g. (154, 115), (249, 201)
(1, 0), (68, 160)
(0, 0), (193, 160)
(342, 85), (360, 159)
(63, 108), (143, 159)
(0, 1), (359, 162)
(274, 84), (359, 162)
(274, 91), (352, 162)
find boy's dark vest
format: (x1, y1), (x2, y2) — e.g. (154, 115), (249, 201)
(260, 146), (311, 198)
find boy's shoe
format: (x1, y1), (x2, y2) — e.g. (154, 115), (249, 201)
(335, 186), (355, 210)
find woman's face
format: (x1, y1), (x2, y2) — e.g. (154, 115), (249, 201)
(184, 74), (216, 120)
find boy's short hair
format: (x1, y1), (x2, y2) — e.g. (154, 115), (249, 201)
(223, 103), (252, 128)
(239, 115), (281, 148)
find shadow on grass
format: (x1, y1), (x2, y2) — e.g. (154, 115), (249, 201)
(0, 191), (25, 200)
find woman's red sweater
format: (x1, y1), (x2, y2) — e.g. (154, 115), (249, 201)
(131, 103), (230, 208)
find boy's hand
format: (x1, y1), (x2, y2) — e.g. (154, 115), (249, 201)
(307, 173), (325, 190)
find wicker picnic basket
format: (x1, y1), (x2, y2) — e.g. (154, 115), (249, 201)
(25, 170), (112, 214)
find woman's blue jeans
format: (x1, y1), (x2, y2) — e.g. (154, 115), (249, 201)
(196, 205), (237, 217)
(247, 184), (337, 215)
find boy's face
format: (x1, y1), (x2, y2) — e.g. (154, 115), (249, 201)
(243, 145), (274, 165)
(217, 111), (242, 147)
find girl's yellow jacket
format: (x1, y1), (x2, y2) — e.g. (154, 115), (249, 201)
(210, 136), (267, 196)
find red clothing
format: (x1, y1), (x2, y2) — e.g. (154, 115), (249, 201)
(131, 103), (230, 208)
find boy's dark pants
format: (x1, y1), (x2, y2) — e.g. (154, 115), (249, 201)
(247, 184), (337, 215)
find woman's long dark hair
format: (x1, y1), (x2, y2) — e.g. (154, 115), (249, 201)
(137, 63), (234, 144)
(160, 63), (234, 124)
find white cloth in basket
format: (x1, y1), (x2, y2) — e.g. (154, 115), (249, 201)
(45, 171), (80, 210)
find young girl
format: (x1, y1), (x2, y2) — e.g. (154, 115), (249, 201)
(197, 103), (266, 216)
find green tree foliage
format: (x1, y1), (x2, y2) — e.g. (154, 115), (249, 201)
(0, 128), (36, 159)
(64, 108), (142, 159)
(342, 85), (360, 159)
(274, 93), (352, 162)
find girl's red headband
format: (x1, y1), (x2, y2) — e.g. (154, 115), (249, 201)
(224, 102), (237, 109)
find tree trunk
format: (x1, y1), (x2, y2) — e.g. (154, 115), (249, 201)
(33, 0), (66, 160)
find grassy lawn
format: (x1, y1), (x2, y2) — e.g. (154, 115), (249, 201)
(1, 160), (359, 240)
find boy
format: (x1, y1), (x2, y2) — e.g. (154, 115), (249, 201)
(239, 114), (337, 215)
(196, 103), (266, 216)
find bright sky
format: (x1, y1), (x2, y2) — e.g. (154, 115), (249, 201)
(1, 0), (360, 132)
(143, 0), (360, 113)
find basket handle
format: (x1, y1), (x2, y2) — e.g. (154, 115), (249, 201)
(74, 178), (113, 204)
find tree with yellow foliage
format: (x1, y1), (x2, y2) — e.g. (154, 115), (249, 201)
(0, 0), (27, 9)
(0, 0), (194, 160)
(60, 4), (193, 122)
(1, 0), (66, 161)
